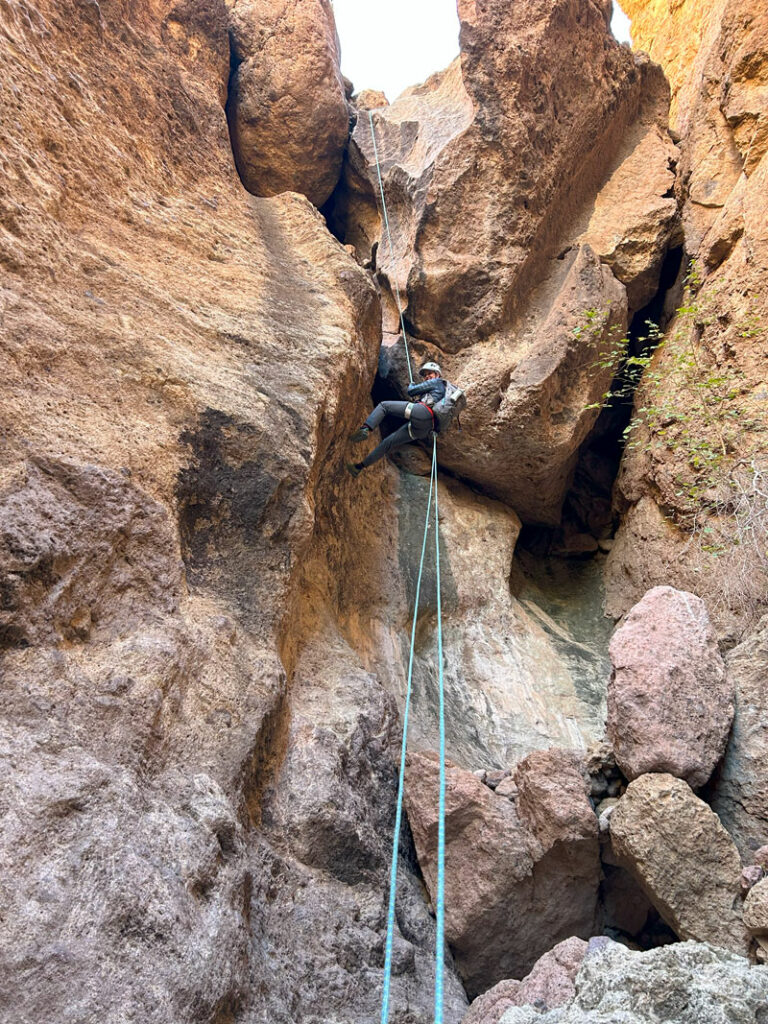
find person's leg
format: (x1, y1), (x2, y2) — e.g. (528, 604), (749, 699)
(360, 422), (413, 467)
(363, 400), (411, 432)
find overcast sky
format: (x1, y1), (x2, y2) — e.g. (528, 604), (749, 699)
(331, 1), (633, 101)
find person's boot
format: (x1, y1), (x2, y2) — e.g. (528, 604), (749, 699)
(349, 426), (371, 443)
(346, 462), (365, 478)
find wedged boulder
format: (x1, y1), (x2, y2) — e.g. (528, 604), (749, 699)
(711, 617), (768, 861)
(606, 586), (732, 788)
(330, 0), (681, 523)
(227, 0), (349, 206)
(404, 749), (600, 997)
(609, 773), (750, 955)
(497, 940), (768, 1024)
(463, 938), (587, 1024)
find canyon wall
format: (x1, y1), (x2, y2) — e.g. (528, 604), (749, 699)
(1, 0), (768, 1021)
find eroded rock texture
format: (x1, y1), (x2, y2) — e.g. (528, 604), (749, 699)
(610, 773), (750, 955)
(404, 750), (600, 997)
(0, 0), (469, 1020)
(329, 0), (681, 524)
(606, 586), (732, 788)
(711, 616), (768, 861)
(227, 0), (350, 206)
(606, 0), (768, 642)
(497, 941), (768, 1024)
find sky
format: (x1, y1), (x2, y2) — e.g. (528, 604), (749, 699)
(331, 1), (633, 102)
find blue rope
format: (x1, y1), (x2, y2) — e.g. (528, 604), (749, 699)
(380, 437), (443, 1023)
(367, 110), (415, 385)
(432, 435), (446, 1023)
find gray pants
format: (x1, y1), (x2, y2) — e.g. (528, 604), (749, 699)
(361, 401), (434, 468)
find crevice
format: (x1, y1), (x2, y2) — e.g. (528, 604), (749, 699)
(224, 27), (247, 192)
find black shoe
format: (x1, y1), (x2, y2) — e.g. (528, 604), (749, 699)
(349, 426), (371, 443)
(346, 462), (364, 478)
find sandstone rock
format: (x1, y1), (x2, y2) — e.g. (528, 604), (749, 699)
(463, 938), (587, 1024)
(498, 940), (768, 1024)
(711, 618), (768, 861)
(330, 0), (681, 524)
(0, 0), (472, 1018)
(227, 0), (349, 206)
(606, 586), (732, 788)
(404, 749), (600, 996)
(755, 847), (768, 871)
(610, 773), (750, 954)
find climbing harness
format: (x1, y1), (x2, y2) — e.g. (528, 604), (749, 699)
(367, 110), (415, 385)
(368, 110), (448, 1024)
(379, 437), (447, 1024)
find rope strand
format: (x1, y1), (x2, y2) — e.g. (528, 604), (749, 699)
(367, 110), (415, 385)
(380, 444), (437, 1024)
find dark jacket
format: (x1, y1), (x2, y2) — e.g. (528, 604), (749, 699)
(407, 377), (447, 408)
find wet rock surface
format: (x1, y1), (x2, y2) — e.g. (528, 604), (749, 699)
(606, 586), (732, 788)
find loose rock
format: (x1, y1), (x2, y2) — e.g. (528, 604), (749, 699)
(610, 773), (750, 954)
(606, 586), (732, 789)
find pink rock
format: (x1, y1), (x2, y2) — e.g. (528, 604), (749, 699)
(607, 586), (732, 788)
(405, 749), (599, 997)
(741, 864), (764, 894)
(462, 937), (588, 1023)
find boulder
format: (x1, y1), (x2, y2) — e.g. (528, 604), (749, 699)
(227, 0), (349, 206)
(330, 0), (680, 523)
(744, 879), (768, 937)
(497, 940), (768, 1024)
(606, 586), (732, 788)
(463, 938), (587, 1024)
(404, 749), (600, 997)
(711, 617), (768, 861)
(609, 773), (750, 955)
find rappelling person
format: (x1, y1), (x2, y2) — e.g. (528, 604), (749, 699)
(346, 361), (465, 477)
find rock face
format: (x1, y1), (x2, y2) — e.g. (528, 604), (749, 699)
(329, 0), (681, 524)
(605, 0), (768, 642)
(0, 0), (472, 1020)
(712, 617), (768, 861)
(463, 938), (588, 1024)
(381, 474), (608, 770)
(404, 750), (600, 997)
(227, 0), (349, 206)
(497, 940), (768, 1024)
(606, 586), (732, 788)
(610, 774), (750, 955)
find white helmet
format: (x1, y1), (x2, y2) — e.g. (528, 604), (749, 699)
(419, 361), (442, 376)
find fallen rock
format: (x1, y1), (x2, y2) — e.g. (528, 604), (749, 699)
(405, 749), (600, 997)
(497, 940), (768, 1024)
(227, 0), (349, 206)
(606, 586), (732, 788)
(609, 773), (750, 954)
(711, 617), (768, 861)
(463, 938), (587, 1024)
(743, 868), (766, 898)
(744, 879), (768, 937)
